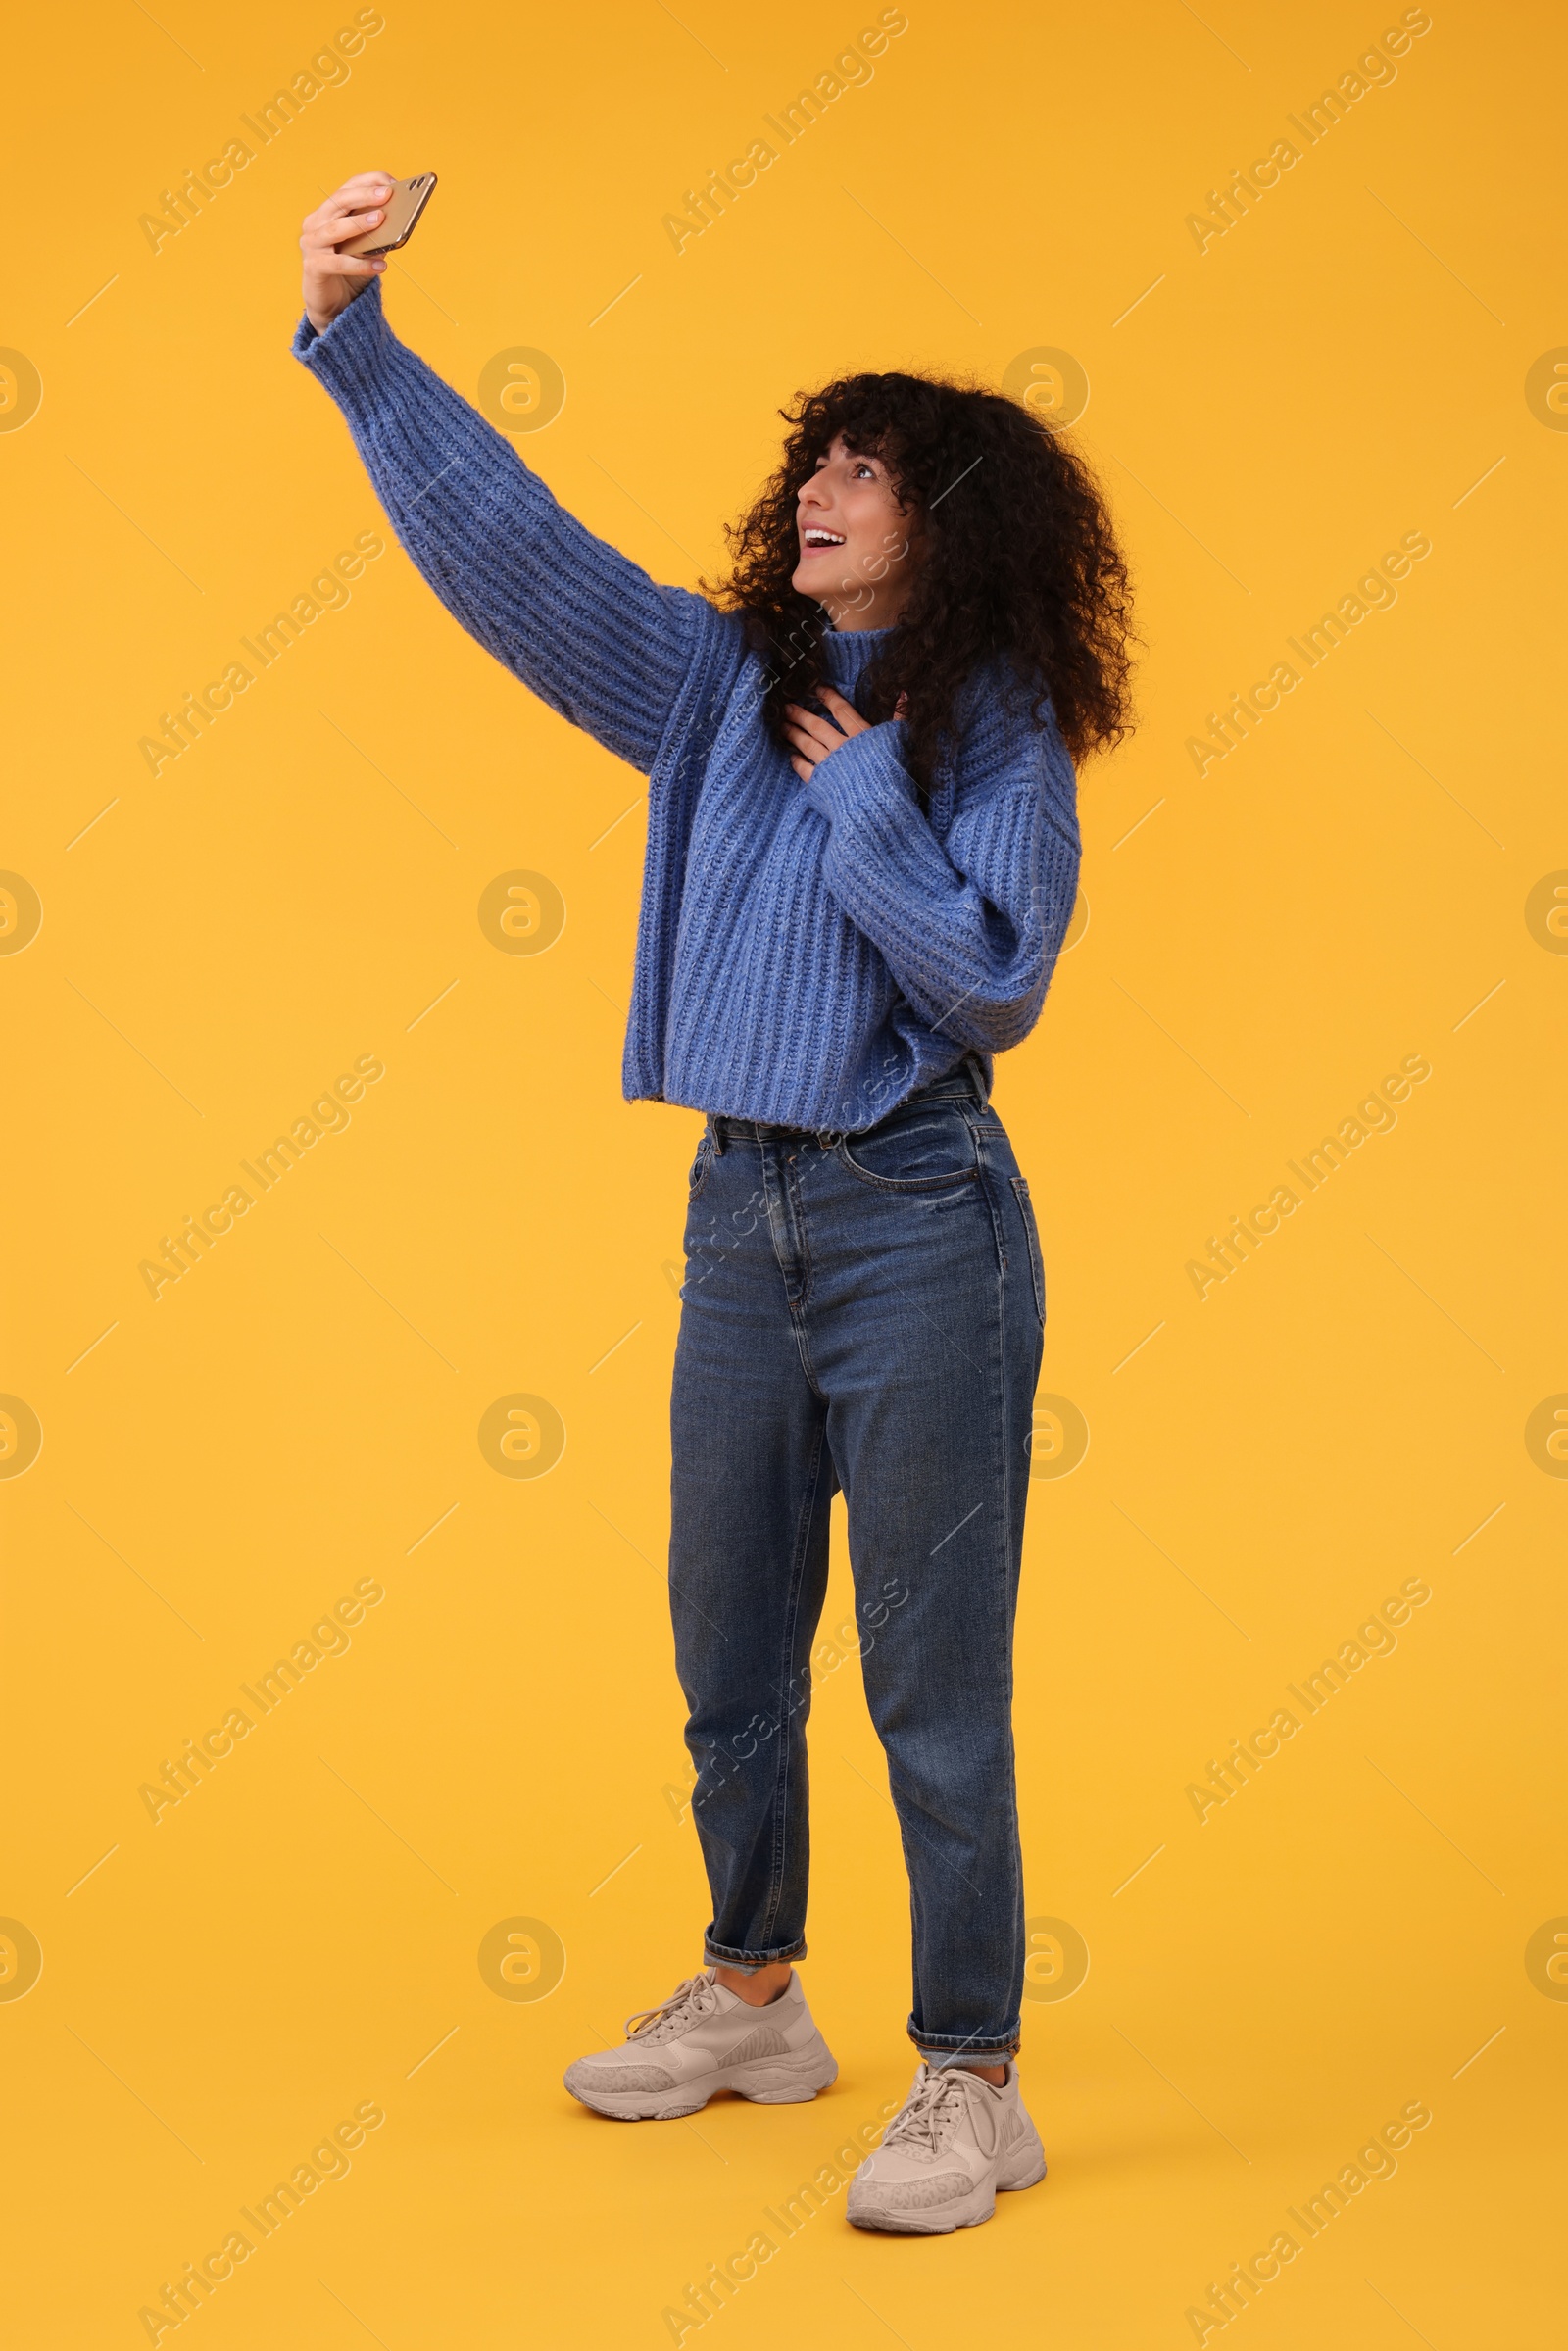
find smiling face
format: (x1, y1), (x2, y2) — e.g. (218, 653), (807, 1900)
(792, 434), (919, 631)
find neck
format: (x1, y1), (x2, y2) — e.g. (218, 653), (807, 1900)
(818, 591), (906, 634)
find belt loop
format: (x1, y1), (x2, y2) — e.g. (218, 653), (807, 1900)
(708, 1113), (726, 1155)
(965, 1052), (990, 1110)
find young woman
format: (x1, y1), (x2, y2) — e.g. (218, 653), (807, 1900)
(298, 174), (1131, 2236)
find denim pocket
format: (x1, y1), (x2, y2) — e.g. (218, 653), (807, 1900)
(836, 1104), (980, 1192)
(1010, 1175), (1047, 1325)
(688, 1132), (714, 1200)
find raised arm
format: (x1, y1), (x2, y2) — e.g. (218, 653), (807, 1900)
(795, 677), (1081, 1055)
(294, 175), (726, 773)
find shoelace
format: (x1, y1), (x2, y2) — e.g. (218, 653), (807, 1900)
(623, 1972), (716, 2044)
(882, 2067), (977, 2158)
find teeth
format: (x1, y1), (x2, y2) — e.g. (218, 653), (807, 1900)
(804, 530), (845, 547)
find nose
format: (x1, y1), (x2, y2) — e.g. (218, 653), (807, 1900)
(799, 475), (828, 514)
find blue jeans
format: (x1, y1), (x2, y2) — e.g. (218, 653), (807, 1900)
(669, 1060), (1046, 2064)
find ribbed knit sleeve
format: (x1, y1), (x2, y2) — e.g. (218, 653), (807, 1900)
(293, 286), (726, 773)
(799, 690), (1081, 1055)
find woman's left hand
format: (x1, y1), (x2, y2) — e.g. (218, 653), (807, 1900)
(783, 686), (871, 781)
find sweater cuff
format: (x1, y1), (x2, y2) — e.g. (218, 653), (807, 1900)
(801, 722), (916, 831)
(291, 282), (392, 412)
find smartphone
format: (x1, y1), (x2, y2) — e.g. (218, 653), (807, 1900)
(340, 174), (438, 258)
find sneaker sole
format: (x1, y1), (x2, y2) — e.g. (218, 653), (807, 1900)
(847, 2143), (1048, 2234)
(564, 2040), (839, 2122)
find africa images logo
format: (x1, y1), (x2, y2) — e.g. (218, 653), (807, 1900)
(138, 1055), (385, 1299)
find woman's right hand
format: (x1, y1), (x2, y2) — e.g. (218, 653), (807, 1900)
(301, 173), (395, 335)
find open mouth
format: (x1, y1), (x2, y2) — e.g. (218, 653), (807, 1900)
(801, 528), (846, 550)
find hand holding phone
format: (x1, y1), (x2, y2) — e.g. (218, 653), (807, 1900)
(339, 174), (438, 257)
(300, 172), (438, 336)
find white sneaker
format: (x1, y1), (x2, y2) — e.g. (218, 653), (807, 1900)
(847, 2060), (1047, 2232)
(564, 1968), (839, 2121)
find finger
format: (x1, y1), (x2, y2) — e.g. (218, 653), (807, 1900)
(305, 182), (388, 224)
(306, 207), (386, 248)
(817, 686), (866, 731)
(790, 756), (813, 781)
(309, 252), (387, 281)
(783, 704), (841, 749)
(327, 173), (396, 208)
(782, 725), (820, 761)
(329, 214), (390, 251)
(305, 181), (394, 237)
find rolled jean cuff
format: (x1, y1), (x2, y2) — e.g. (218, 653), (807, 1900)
(910, 2024), (1021, 2066)
(704, 1936), (807, 1972)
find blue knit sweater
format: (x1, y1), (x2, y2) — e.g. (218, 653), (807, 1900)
(294, 287), (1081, 1131)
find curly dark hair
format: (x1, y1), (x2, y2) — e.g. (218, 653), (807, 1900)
(707, 371), (1134, 800)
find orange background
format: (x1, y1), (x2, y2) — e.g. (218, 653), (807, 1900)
(3, 0), (1564, 2342)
